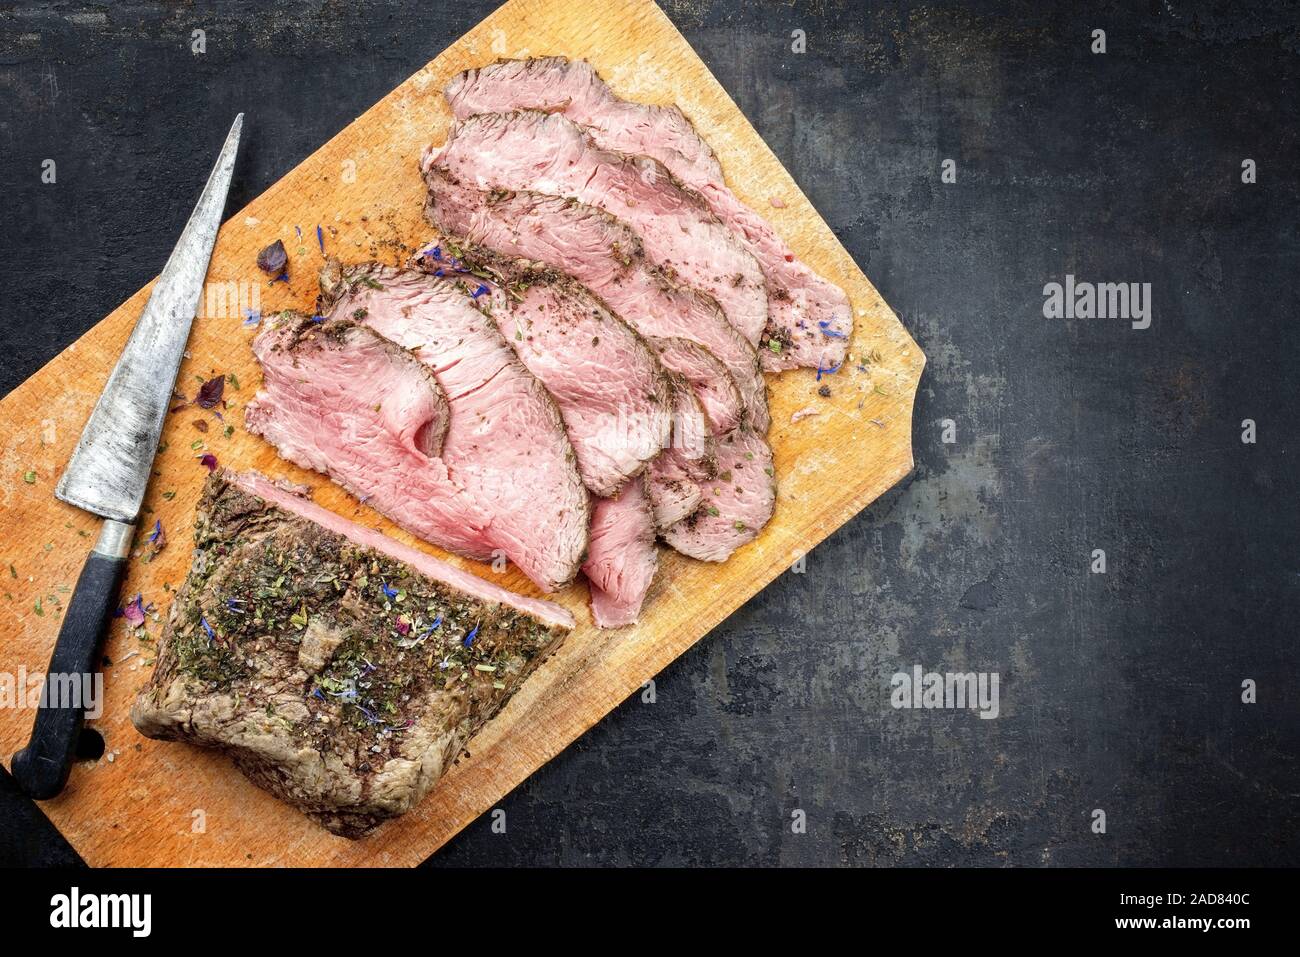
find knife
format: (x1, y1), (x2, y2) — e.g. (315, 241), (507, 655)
(11, 115), (243, 800)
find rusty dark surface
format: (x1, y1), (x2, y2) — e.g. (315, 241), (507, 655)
(0, 0), (1296, 867)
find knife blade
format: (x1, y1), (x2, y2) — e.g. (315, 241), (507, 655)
(11, 114), (243, 800)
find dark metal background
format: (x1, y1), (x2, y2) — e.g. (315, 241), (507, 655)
(1, 0), (1296, 866)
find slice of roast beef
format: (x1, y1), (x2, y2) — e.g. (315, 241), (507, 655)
(444, 57), (852, 373)
(411, 243), (675, 496)
(447, 57), (720, 192)
(648, 336), (743, 438)
(645, 448), (705, 530)
(582, 477), (658, 628)
(245, 299), (587, 593)
(131, 469), (572, 838)
(423, 169), (770, 432)
(425, 110), (769, 350)
(396, 248), (670, 627)
(662, 428), (777, 562)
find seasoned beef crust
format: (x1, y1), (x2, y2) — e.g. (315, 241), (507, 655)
(131, 470), (572, 838)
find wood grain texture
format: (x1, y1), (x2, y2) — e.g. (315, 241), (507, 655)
(0, 0), (922, 867)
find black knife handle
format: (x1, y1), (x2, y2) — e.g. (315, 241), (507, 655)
(11, 520), (132, 800)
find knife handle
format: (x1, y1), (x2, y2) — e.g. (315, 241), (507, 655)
(10, 520), (132, 800)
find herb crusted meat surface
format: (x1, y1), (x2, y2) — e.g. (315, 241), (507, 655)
(130, 470), (572, 838)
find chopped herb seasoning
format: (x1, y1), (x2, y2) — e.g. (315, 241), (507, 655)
(22, 470), (36, 484)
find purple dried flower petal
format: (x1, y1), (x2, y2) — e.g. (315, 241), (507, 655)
(122, 594), (146, 628)
(256, 240), (288, 277)
(195, 375), (225, 409)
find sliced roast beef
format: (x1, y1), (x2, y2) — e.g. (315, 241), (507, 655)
(445, 56), (853, 373)
(648, 336), (743, 438)
(423, 168), (769, 432)
(411, 243), (675, 497)
(399, 247), (671, 626)
(246, 294), (587, 593)
(661, 429), (777, 562)
(421, 174), (776, 557)
(447, 57), (720, 192)
(645, 448), (705, 530)
(131, 469), (571, 837)
(582, 477), (658, 628)
(425, 110), (769, 350)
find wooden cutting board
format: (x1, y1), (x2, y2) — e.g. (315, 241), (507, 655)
(0, 0), (923, 867)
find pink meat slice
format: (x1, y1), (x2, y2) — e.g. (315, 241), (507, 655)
(405, 246), (669, 625)
(426, 110), (769, 350)
(244, 315), (495, 559)
(423, 170), (769, 433)
(645, 448), (705, 530)
(228, 470), (574, 629)
(661, 429), (777, 562)
(648, 336), (743, 437)
(253, 266), (589, 593)
(412, 246), (675, 497)
(582, 477), (659, 628)
(444, 56), (852, 373)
